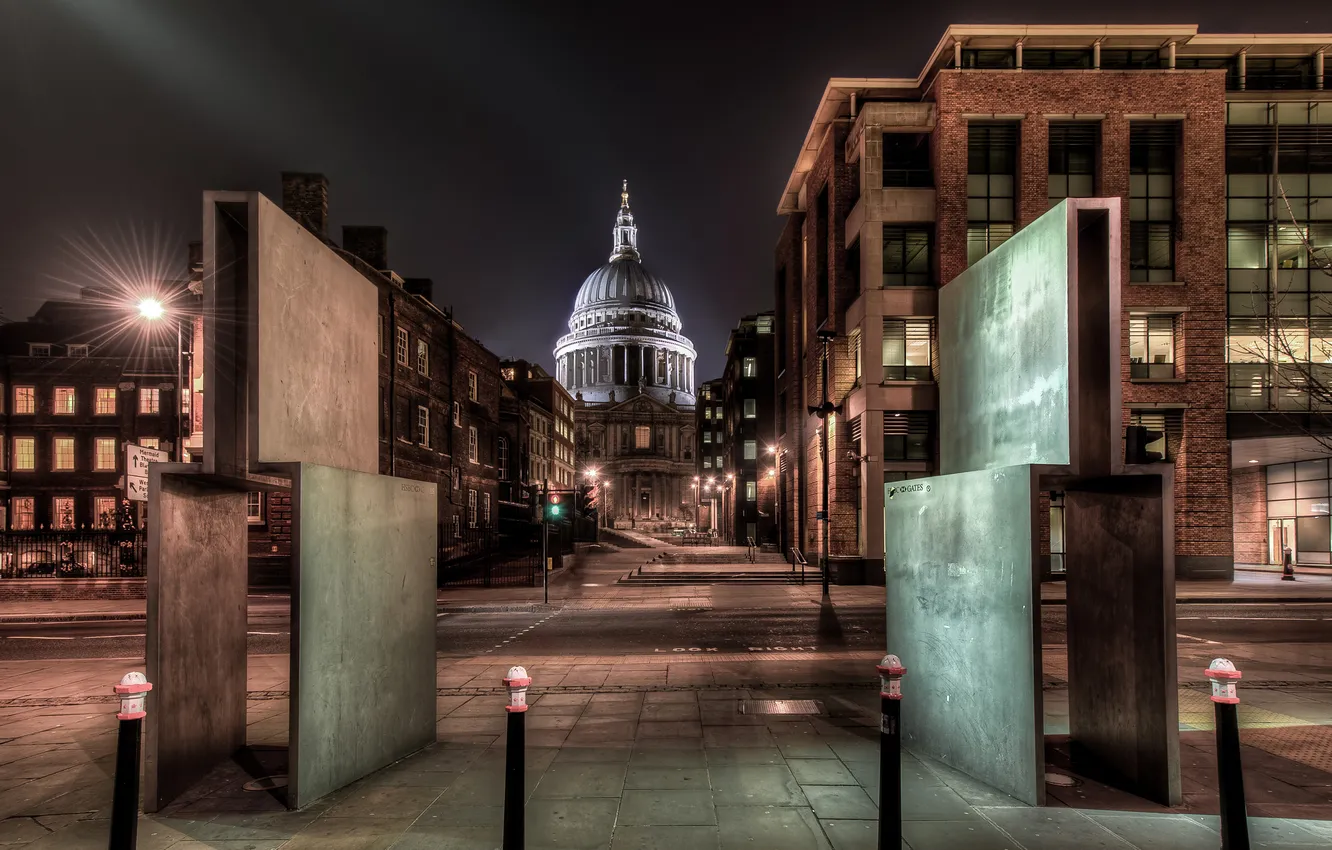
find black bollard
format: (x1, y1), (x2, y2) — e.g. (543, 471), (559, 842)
(109, 672), (152, 850)
(876, 655), (905, 850)
(502, 666), (531, 850)
(1206, 659), (1249, 850)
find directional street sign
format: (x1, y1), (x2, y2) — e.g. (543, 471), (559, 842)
(125, 444), (169, 502)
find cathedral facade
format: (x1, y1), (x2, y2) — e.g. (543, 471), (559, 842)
(554, 184), (698, 527)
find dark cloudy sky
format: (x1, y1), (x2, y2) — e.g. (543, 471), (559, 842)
(1, 1), (1328, 376)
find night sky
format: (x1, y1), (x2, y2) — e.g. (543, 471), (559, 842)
(1, 2), (1327, 378)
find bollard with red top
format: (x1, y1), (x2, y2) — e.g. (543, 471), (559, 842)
(877, 654), (905, 850)
(1206, 658), (1250, 850)
(502, 666), (531, 850)
(109, 671), (152, 850)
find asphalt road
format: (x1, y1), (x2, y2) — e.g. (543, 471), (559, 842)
(1, 602), (1331, 662)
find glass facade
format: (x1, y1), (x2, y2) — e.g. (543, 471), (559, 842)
(1265, 460), (1332, 565)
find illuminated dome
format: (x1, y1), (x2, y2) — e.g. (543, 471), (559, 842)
(555, 182), (696, 405)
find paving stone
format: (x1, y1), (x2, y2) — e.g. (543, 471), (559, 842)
(802, 784), (880, 819)
(624, 767), (710, 791)
(715, 805), (830, 850)
(533, 762), (627, 798)
(619, 789), (716, 826)
(981, 807), (1133, 849)
(321, 784), (443, 819)
(819, 819), (909, 850)
(629, 748), (707, 768)
(900, 819), (1020, 850)
(709, 765), (807, 806)
(788, 758), (859, 785)
(610, 824), (721, 850)
(1085, 812), (1220, 850)
(392, 825), (503, 850)
(705, 747), (786, 766)
(524, 798), (620, 849)
(280, 815), (414, 849)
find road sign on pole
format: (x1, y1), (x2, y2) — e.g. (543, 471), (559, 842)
(125, 444), (169, 502)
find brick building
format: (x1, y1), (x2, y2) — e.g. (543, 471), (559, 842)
(0, 284), (197, 531)
(500, 359), (577, 496)
(775, 24), (1332, 583)
(694, 379), (724, 530)
(696, 313), (778, 544)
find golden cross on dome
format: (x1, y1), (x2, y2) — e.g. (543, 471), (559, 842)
(621, 179), (629, 208)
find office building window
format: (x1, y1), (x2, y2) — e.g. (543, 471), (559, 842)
(53, 387), (76, 415)
(743, 399), (757, 419)
(635, 425), (651, 449)
(743, 440), (757, 460)
(95, 387), (116, 415)
(883, 412), (932, 461)
(745, 480), (757, 501)
(1127, 410), (1181, 462)
(704, 407), (712, 420)
(12, 497), (34, 530)
(468, 426), (478, 463)
(882, 226), (931, 287)
(483, 493), (491, 527)
(13, 437), (35, 471)
(396, 328), (409, 365)
(417, 406), (430, 446)
(95, 438), (117, 471)
(246, 492), (264, 524)
(1129, 315), (1177, 379)
(704, 456), (713, 468)
(850, 329), (863, 385)
(881, 132), (932, 188)
(139, 388), (160, 414)
(53, 437), (75, 471)
(94, 496), (118, 529)
(452, 401), (461, 427)
(715, 454), (723, 469)
(14, 386), (34, 415)
(467, 489), (477, 528)
(452, 466), (460, 490)
(52, 497), (75, 529)
(742, 357), (757, 378)
(1049, 492), (1066, 573)
(960, 49), (1016, 69)
(703, 432), (712, 444)
(416, 340), (429, 375)
(1022, 49), (1093, 69)
(1048, 122), (1098, 207)
(1129, 122), (1179, 282)
(967, 122), (1017, 265)
(468, 370), (478, 401)
(882, 319), (933, 381)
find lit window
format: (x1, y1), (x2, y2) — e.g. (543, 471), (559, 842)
(635, 425), (651, 449)
(54, 437), (75, 471)
(746, 480), (757, 501)
(416, 340), (429, 375)
(453, 401), (461, 427)
(468, 489), (478, 528)
(13, 437), (35, 471)
(1129, 315), (1176, 379)
(417, 405), (430, 446)
(396, 328), (409, 365)
(744, 440), (757, 460)
(703, 432), (712, 444)
(704, 407), (712, 420)
(469, 426), (478, 463)
(12, 497), (34, 530)
(95, 387), (117, 415)
(140, 438), (159, 450)
(468, 370), (478, 401)
(704, 457), (713, 468)
(95, 438), (117, 471)
(744, 399), (757, 419)
(139, 388), (160, 414)
(14, 386), (35, 415)
(53, 387), (76, 415)
(882, 319), (934, 381)
(52, 497), (75, 529)
(715, 455), (723, 469)
(94, 496), (118, 529)
(247, 492), (264, 524)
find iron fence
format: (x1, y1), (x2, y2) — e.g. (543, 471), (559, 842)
(0, 530), (148, 579)
(439, 520), (542, 587)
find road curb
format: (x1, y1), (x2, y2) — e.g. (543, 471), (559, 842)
(1041, 596), (1332, 606)
(437, 604), (562, 614)
(0, 613), (147, 625)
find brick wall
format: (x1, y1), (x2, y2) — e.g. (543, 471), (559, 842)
(1231, 466), (1268, 565)
(933, 69), (1232, 564)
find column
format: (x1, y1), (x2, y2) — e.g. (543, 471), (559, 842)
(645, 346), (655, 385)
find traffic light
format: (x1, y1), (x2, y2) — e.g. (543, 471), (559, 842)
(1125, 424), (1165, 464)
(544, 493), (563, 521)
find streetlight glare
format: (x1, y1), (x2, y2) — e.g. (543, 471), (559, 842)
(137, 298), (165, 320)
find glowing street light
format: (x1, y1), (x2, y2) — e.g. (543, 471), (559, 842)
(137, 298), (165, 320)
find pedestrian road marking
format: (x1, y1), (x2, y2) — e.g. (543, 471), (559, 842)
(749, 646), (817, 652)
(653, 647), (719, 653)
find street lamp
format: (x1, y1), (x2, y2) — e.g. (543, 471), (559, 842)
(809, 326), (839, 597)
(136, 297), (186, 462)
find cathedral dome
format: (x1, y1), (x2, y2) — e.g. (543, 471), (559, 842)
(555, 182), (697, 406)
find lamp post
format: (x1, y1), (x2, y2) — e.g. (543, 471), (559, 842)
(810, 327), (838, 597)
(692, 476), (700, 531)
(768, 445), (785, 560)
(137, 298), (187, 462)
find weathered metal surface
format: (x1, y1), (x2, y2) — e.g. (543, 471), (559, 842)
(883, 466), (1044, 806)
(289, 464), (438, 809)
(144, 467), (249, 812)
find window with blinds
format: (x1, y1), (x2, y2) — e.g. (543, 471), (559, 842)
(881, 319), (933, 381)
(1129, 122), (1179, 282)
(883, 412), (932, 462)
(1129, 315), (1176, 379)
(1128, 410), (1182, 462)
(1048, 122), (1098, 207)
(968, 122), (1018, 266)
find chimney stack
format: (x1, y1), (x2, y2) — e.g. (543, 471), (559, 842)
(342, 226), (389, 271)
(281, 172), (329, 238)
(404, 278), (434, 301)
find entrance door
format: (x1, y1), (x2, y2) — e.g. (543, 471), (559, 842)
(1268, 518), (1295, 564)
